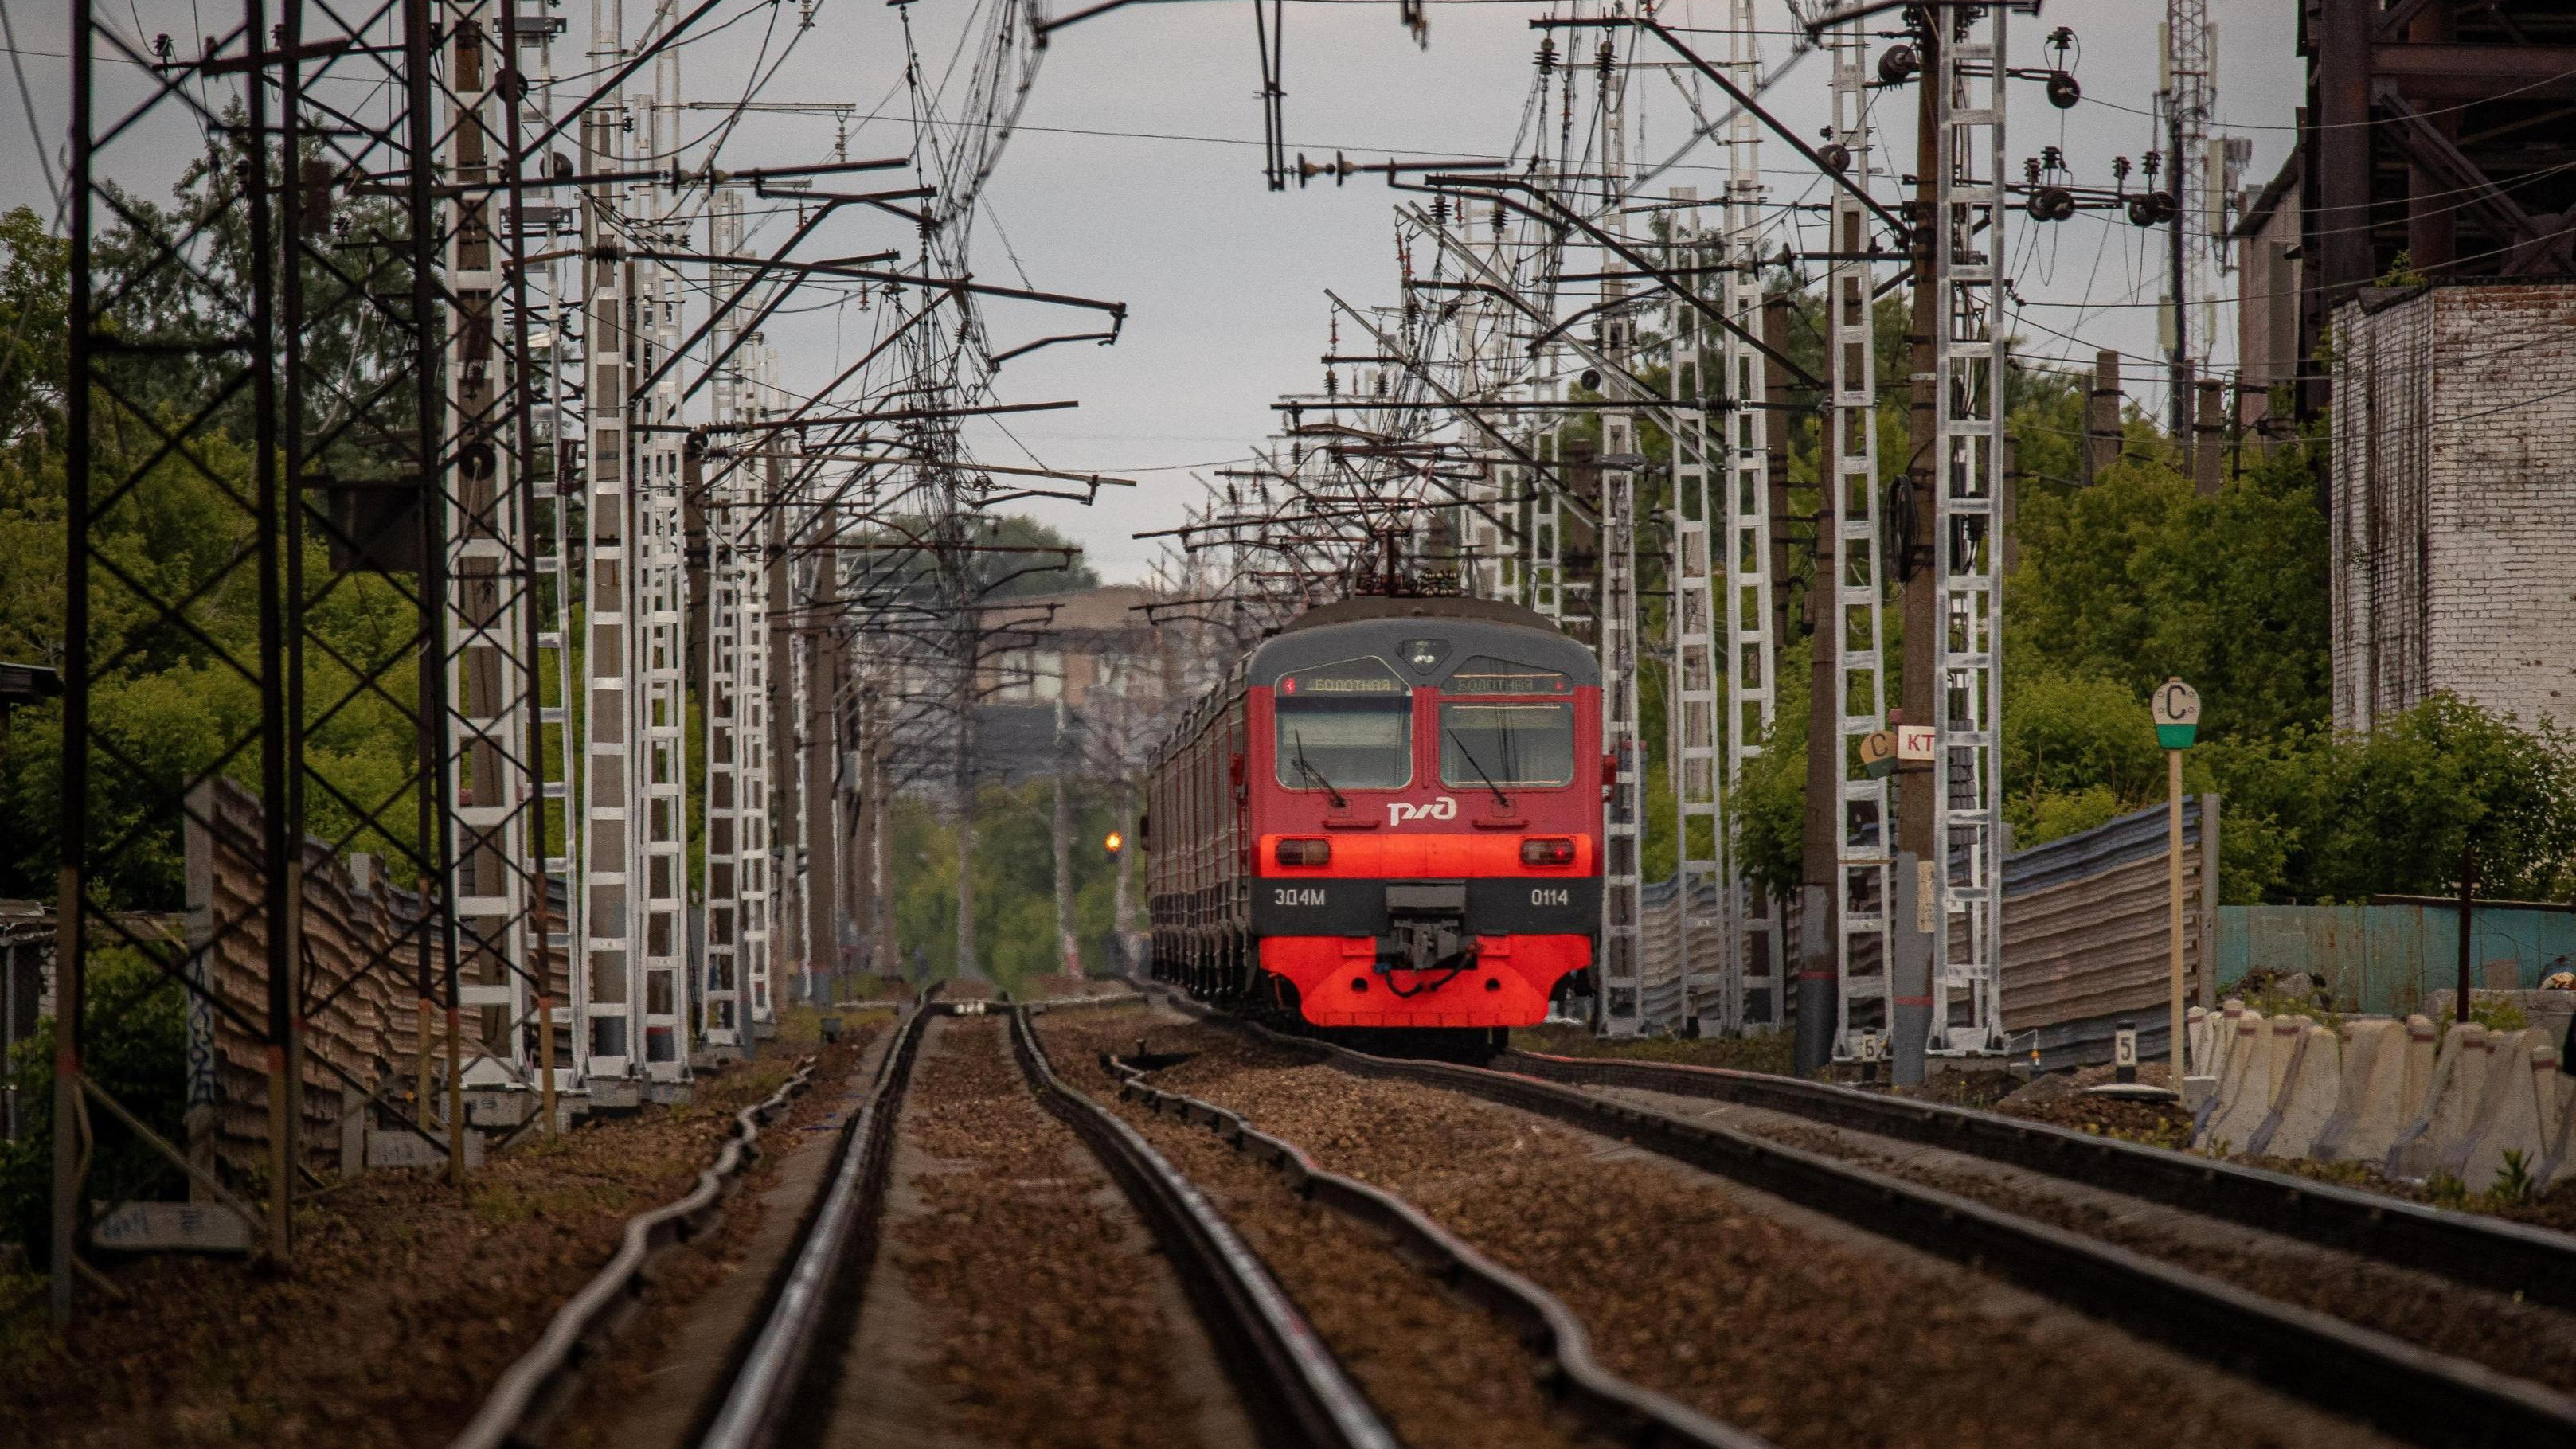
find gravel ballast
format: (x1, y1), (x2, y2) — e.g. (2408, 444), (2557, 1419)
(1034, 1009), (1601, 1449)
(823, 1014), (1245, 1449)
(1055, 1006), (2402, 1449)
(1626, 1090), (2576, 1398)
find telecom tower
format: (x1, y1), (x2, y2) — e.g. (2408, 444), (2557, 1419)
(2162, 0), (2216, 430)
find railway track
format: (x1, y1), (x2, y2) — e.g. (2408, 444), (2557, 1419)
(677, 992), (1760, 1449)
(1119, 986), (2576, 1449)
(1051, 1002), (1772, 1449)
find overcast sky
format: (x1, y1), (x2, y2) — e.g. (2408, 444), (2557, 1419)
(2, 0), (2298, 580)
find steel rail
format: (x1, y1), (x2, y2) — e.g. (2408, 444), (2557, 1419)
(694, 998), (938, 1449)
(1499, 1049), (2576, 1316)
(448, 1054), (826, 1449)
(1278, 1033), (2576, 1449)
(1005, 1006), (1399, 1449)
(1094, 1051), (1776, 1449)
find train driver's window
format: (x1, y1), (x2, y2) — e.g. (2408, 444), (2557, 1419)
(1440, 656), (1576, 789)
(1275, 656), (1413, 791)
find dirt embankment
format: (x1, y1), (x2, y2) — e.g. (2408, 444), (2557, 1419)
(1, 1013), (886, 1449)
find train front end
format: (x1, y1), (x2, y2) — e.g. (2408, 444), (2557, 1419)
(1246, 603), (1603, 1031)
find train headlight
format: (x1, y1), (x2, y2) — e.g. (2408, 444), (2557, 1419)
(1275, 838), (1332, 867)
(1521, 838), (1576, 867)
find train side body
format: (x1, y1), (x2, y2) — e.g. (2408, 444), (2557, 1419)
(1143, 596), (1603, 1031)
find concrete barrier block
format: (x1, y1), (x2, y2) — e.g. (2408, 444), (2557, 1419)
(2400, 1015), (2439, 1125)
(2265, 1016), (2304, 1102)
(2390, 1022), (2492, 1181)
(2252, 1023), (2341, 1158)
(2458, 1033), (2555, 1193)
(2197, 1010), (2275, 1154)
(2312, 1018), (2406, 1163)
(2187, 1006), (2216, 1078)
(2539, 1049), (2576, 1189)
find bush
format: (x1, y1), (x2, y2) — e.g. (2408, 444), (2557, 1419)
(0, 950), (190, 1267)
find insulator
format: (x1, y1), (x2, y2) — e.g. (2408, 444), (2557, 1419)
(1535, 36), (1555, 75)
(2042, 144), (2065, 174)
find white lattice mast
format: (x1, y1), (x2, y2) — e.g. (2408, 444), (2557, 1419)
(1596, 35), (1648, 1037)
(700, 188), (749, 1050)
(1664, 188), (1722, 1034)
(1718, 0), (1781, 1034)
(634, 15), (693, 1080)
(1828, 14), (1894, 1060)
(1929, 6), (2007, 1053)
(741, 344), (780, 1026)
(436, 0), (545, 1088)
(577, 0), (639, 1084)
(520, 3), (582, 1090)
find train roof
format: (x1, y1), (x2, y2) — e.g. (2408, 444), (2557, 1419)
(1247, 594), (1599, 689)
(1145, 596), (1601, 769)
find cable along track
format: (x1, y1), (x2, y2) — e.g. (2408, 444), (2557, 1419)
(1225, 1023), (2576, 1449)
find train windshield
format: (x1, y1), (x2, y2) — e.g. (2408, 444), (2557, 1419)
(1276, 657), (1413, 791)
(1439, 702), (1575, 789)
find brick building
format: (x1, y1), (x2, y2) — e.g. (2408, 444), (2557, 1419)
(2329, 281), (2576, 732)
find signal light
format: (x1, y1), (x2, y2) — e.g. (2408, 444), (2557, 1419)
(1104, 830), (1125, 858)
(1275, 838), (1331, 868)
(1522, 838), (1576, 867)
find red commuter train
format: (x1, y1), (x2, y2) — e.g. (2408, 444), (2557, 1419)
(1141, 594), (1605, 1042)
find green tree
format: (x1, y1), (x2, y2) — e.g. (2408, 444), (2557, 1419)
(2008, 432), (2330, 740)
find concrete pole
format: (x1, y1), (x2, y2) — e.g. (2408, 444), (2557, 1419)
(2194, 378), (2226, 495)
(1113, 779), (1138, 971)
(2085, 350), (2123, 483)
(846, 688), (875, 977)
(953, 626), (979, 983)
(803, 559), (842, 1003)
(1053, 701), (1077, 978)
(872, 733), (895, 977)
